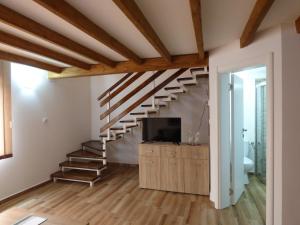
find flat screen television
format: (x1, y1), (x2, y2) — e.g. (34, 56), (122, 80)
(142, 117), (181, 143)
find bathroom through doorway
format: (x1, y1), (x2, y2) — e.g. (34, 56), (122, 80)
(219, 65), (268, 224)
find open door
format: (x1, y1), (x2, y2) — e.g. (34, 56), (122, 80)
(219, 74), (231, 208)
(231, 75), (245, 204)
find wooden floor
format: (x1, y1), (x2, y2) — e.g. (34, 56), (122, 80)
(0, 166), (265, 225)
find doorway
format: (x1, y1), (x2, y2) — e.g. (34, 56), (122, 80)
(219, 65), (268, 224)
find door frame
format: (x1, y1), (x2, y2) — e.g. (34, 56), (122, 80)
(217, 53), (274, 225)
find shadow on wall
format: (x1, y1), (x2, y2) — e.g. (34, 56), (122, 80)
(107, 80), (209, 164)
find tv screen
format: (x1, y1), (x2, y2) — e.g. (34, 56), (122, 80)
(142, 117), (181, 143)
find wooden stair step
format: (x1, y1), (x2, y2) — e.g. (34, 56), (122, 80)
(119, 119), (141, 123)
(184, 83), (197, 86)
(51, 170), (100, 182)
(82, 140), (103, 151)
(164, 86), (181, 90)
(99, 133), (113, 138)
(60, 161), (105, 170)
(196, 74), (209, 79)
(110, 127), (124, 131)
(141, 104), (166, 108)
(126, 124), (138, 129)
(67, 150), (105, 160)
(177, 77), (194, 82)
(190, 68), (206, 73)
(154, 95), (169, 99)
(130, 111), (157, 115)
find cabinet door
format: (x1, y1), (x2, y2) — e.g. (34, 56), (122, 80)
(139, 144), (160, 157)
(183, 159), (209, 195)
(139, 156), (160, 189)
(160, 158), (184, 192)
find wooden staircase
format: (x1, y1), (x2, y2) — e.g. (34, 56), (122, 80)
(51, 67), (208, 186)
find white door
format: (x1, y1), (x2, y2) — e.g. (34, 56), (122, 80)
(219, 74), (231, 208)
(231, 75), (245, 204)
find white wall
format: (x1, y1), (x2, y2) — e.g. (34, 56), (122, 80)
(90, 71), (209, 164)
(0, 63), (91, 201)
(281, 23), (300, 225)
(209, 25), (283, 225)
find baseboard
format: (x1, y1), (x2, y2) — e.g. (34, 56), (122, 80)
(107, 161), (138, 167)
(0, 179), (51, 205)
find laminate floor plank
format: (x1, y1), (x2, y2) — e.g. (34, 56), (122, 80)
(0, 166), (266, 225)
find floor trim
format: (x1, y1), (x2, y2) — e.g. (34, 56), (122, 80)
(0, 180), (51, 205)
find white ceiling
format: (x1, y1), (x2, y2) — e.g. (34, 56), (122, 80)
(0, 0), (299, 68)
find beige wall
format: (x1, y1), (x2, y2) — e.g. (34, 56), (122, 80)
(0, 63), (91, 201)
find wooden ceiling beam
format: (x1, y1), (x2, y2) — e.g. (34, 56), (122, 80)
(240, 0), (275, 48)
(113, 0), (171, 62)
(0, 30), (91, 70)
(48, 53), (208, 79)
(0, 50), (63, 73)
(189, 0), (205, 59)
(295, 17), (300, 33)
(34, 0), (143, 64)
(0, 4), (115, 67)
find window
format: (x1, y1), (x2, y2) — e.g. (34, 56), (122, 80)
(0, 62), (12, 159)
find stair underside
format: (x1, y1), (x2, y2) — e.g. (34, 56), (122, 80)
(60, 160), (105, 170)
(52, 170), (100, 182)
(67, 150), (105, 160)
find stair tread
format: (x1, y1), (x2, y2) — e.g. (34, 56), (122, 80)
(130, 111), (157, 115)
(82, 140), (103, 151)
(126, 124), (138, 128)
(154, 95), (169, 99)
(60, 161), (105, 170)
(196, 74), (209, 78)
(141, 104), (166, 107)
(99, 133), (113, 137)
(177, 77), (194, 81)
(164, 86), (181, 90)
(190, 68), (205, 73)
(120, 119), (141, 123)
(184, 83), (197, 86)
(110, 127), (124, 130)
(67, 150), (104, 159)
(52, 170), (100, 182)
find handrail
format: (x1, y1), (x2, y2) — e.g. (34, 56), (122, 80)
(97, 72), (133, 101)
(100, 68), (188, 132)
(100, 72), (145, 106)
(100, 70), (166, 120)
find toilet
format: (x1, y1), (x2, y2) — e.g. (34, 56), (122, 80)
(244, 142), (254, 184)
(244, 157), (254, 184)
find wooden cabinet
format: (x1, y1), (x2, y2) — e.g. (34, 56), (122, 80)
(139, 156), (160, 189)
(183, 159), (209, 195)
(139, 143), (209, 195)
